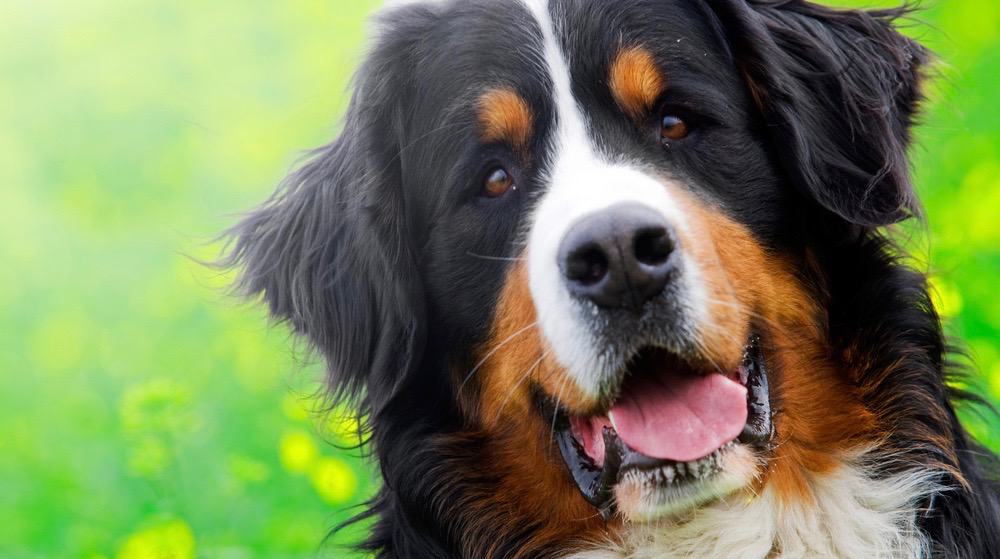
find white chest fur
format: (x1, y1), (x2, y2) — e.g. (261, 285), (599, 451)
(568, 459), (940, 559)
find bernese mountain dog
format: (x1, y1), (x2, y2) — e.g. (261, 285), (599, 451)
(224, 0), (1000, 557)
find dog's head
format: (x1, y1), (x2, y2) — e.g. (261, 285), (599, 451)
(229, 0), (936, 552)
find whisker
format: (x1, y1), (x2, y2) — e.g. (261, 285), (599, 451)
(695, 297), (778, 329)
(459, 321), (539, 394)
(491, 351), (550, 424)
(696, 337), (731, 375)
(694, 287), (800, 336)
(466, 252), (526, 263)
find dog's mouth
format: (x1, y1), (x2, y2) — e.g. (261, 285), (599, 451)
(549, 336), (773, 520)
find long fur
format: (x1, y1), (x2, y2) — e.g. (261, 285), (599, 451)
(223, 1), (1000, 557)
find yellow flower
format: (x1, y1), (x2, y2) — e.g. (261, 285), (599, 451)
(325, 408), (364, 447)
(310, 457), (358, 505)
(929, 276), (964, 318)
(279, 429), (318, 474)
(117, 519), (195, 559)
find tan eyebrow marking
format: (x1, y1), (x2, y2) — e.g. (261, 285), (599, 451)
(609, 46), (666, 121)
(477, 88), (534, 150)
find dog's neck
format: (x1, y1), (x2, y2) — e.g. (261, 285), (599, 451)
(568, 453), (940, 559)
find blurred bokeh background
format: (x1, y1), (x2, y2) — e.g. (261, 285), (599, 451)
(0, 0), (996, 557)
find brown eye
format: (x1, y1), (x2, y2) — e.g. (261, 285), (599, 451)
(483, 167), (516, 198)
(660, 114), (689, 141)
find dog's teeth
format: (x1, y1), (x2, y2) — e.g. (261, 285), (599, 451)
(664, 465), (676, 484)
(621, 443), (735, 489)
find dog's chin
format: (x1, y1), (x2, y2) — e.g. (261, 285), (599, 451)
(613, 443), (758, 522)
(547, 336), (774, 522)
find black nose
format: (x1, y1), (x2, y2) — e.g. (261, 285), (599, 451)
(559, 203), (677, 311)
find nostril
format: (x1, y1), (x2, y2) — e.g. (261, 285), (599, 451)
(566, 244), (609, 286)
(634, 227), (673, 267)
(559, 203), (678, 311)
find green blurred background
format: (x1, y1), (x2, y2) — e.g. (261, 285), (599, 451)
(0, 1), (996, 557)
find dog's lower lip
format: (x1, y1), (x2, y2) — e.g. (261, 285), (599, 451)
(738, 336), (773, 445)
(549, 335), (773, 516)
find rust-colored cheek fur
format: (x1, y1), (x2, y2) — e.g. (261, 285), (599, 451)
(446, 262), (608, 558)
(457, 185), (880, 555)
(671, 186), (877, 503)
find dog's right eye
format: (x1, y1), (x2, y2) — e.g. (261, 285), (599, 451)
(482, 167), (517, 199)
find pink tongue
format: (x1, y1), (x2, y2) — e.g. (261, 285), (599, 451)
(572, 370), (747, 465)
(611, 371), (747, 462)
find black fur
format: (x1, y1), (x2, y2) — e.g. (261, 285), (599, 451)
(707, 3), (1000, 554)
(224, 1), (1000, 557)
(707, 0), (926, 227)
(826, 234), (1000, 557)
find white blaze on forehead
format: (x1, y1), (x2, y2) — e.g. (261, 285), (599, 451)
(517, 0), (592, 153)
(518, 0), (706, 395)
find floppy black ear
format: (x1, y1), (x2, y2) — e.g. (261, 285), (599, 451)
(223, 12), (430, 411)
(707, 0), (930, 227)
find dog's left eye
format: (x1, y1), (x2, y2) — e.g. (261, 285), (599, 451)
(660, 114), (689, 142)
(482, 167), (517, 198)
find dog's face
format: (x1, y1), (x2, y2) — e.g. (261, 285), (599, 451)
(414, 0), (797, 521)
(230, 0), (930, 552)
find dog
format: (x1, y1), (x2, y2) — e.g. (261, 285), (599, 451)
(224, 0), (1000, 557)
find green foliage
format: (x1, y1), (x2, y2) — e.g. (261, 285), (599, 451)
(0, 1), (996, 556)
